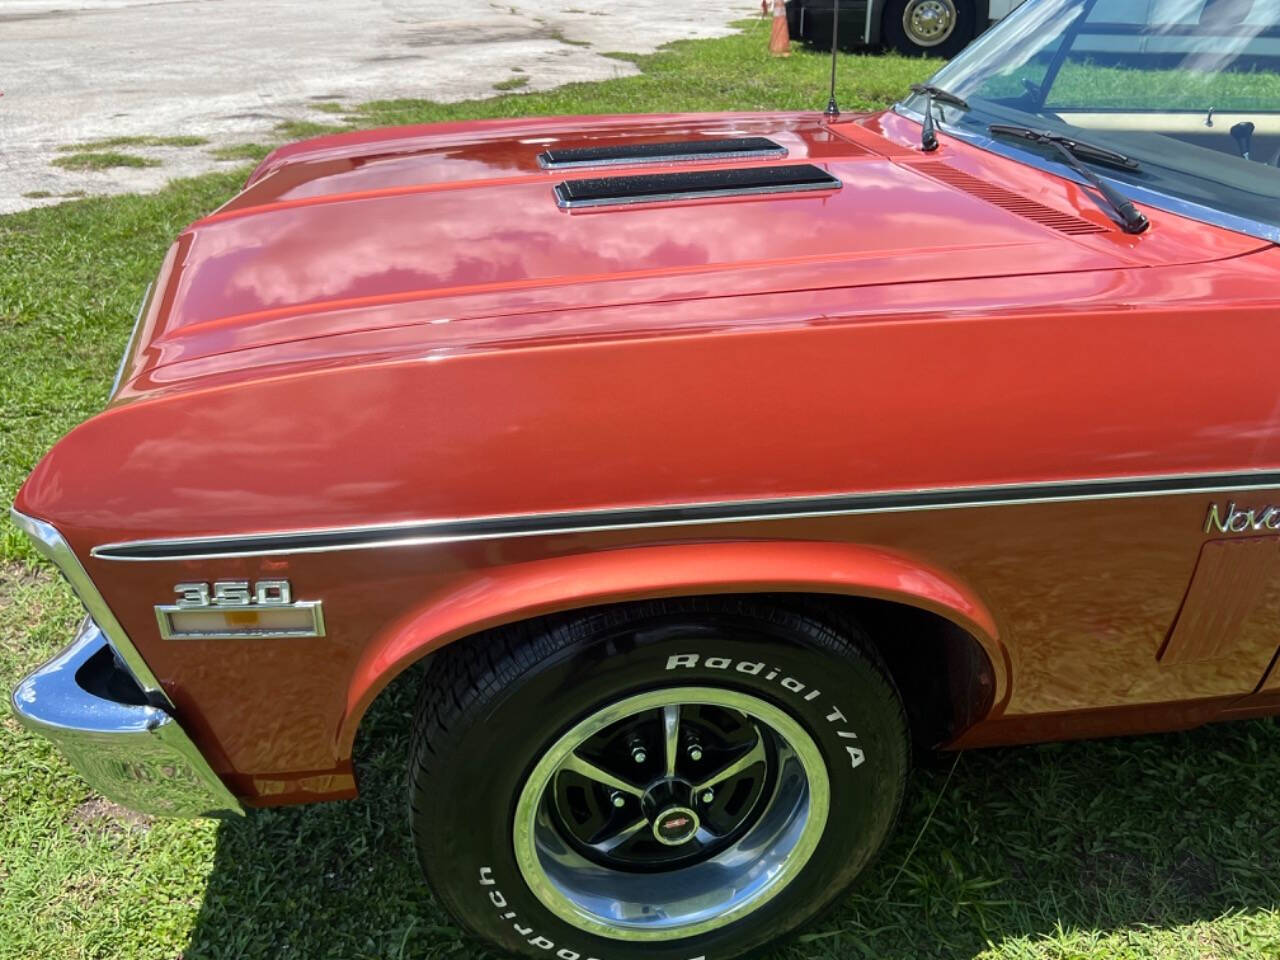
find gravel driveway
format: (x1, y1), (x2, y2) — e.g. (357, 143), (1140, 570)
(0, 0), (754, 214)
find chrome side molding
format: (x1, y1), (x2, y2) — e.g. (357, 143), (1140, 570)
(89, 468), (1280, 562)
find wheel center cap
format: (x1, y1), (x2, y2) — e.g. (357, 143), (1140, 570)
(652, 805), (700, 846)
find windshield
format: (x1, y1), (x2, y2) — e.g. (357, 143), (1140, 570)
(904, 0), (1280, 237)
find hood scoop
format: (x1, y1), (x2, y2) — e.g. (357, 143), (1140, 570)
(538, 136), (787, 170)
(553, 164), (841, 209)
(911, 161), (1107, 236)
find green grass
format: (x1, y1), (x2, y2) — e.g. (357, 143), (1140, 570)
(274, 118), (347, 141)
(978, 60), (1280, 111)
(56, 135), (209, 152)
(50, 151), (161, 172)
(5, 19), (1280, 960)
(493, 75), (531, 92)
(1047, 61), (1280, 110)
(209, 142), (275, 163)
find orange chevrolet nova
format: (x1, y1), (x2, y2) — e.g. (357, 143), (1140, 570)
(12, 2), (1280, 957)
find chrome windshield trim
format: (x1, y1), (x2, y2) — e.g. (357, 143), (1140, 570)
(110, 282), (152, 400)
(11, 507), (169, 703)
(891, 103), (1280, 244)
(89, 468), (1280, 562)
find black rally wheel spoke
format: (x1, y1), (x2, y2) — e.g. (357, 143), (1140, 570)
(558, 752), (644, 798)
(545, 699), (777, 872)
(662, 703), (681, 778)
(552, 749), (648, 850)
(692, 733), (767, 794)
(588, 816), (648, 855)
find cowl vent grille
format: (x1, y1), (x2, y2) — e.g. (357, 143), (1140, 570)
(912, 161), (1107, 236)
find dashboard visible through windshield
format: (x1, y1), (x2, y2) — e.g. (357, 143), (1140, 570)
(904, 0), (1280, 236)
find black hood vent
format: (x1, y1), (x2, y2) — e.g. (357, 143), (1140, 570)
(538, 137), (787, 170)
(553, 164), (841, 209)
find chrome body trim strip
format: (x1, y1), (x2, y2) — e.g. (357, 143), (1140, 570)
(90, 469), (1280, 562)
(10, 618), (243, 817)
(11, 507), (168, 701)
(154, 599), (326, 639)
(110, 282), (152, 399)
(892, 103), (1280, 243)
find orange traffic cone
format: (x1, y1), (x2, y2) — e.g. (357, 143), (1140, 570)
(768, 0), (790, 57)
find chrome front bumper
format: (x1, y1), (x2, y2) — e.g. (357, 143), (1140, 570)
(11, 618), (242, 817)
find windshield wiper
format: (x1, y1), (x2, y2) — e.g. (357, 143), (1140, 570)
(988, 123), (1149, 234)
(910, 83), (970, 111)
(910, 83), (968, 153)
(988, 123), (1139, 170)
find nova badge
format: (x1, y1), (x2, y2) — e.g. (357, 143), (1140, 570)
(1204, 501), (1280, 535)
(155, 579), (325, 639)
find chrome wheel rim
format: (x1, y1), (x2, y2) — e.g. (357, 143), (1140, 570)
(513, 686), (829, 941)
(903, 0), (957, 47)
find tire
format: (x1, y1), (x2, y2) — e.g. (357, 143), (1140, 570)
(882, 0), (975, 58)
(408, 597), (909, 960)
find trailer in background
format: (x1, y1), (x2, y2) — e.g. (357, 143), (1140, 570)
(786, 0), (1026, 57)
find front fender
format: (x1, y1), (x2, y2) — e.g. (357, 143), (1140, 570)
(337, 539), (1004, 758)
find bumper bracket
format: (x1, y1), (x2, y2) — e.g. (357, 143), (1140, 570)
(11, 618), (243, 818)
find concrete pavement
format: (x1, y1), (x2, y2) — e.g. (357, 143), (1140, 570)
(0, 0), (754, 214)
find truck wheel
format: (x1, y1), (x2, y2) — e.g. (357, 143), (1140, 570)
(883, 0), (975, 57)
(408, 597), (909, 960)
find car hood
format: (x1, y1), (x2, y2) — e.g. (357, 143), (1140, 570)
(117, 110), (1267, 398)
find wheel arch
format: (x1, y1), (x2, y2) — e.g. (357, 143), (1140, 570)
(337, 539), (1008, 761)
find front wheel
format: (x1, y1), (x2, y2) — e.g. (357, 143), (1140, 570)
(882, 0), (976, 58)
(408, 598), (909, 960)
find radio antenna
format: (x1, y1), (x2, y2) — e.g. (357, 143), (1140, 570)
(824, 0), (841, 117)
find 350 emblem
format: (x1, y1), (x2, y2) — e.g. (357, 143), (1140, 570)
(174, 579), (293, 607)
(156, 580), (325, 639)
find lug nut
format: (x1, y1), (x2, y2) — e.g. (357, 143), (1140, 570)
(687, 744), (703, 762)
(610, 792), (627, 809)
(701, 789), (715, 804)
(630, 745), (647, 764)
